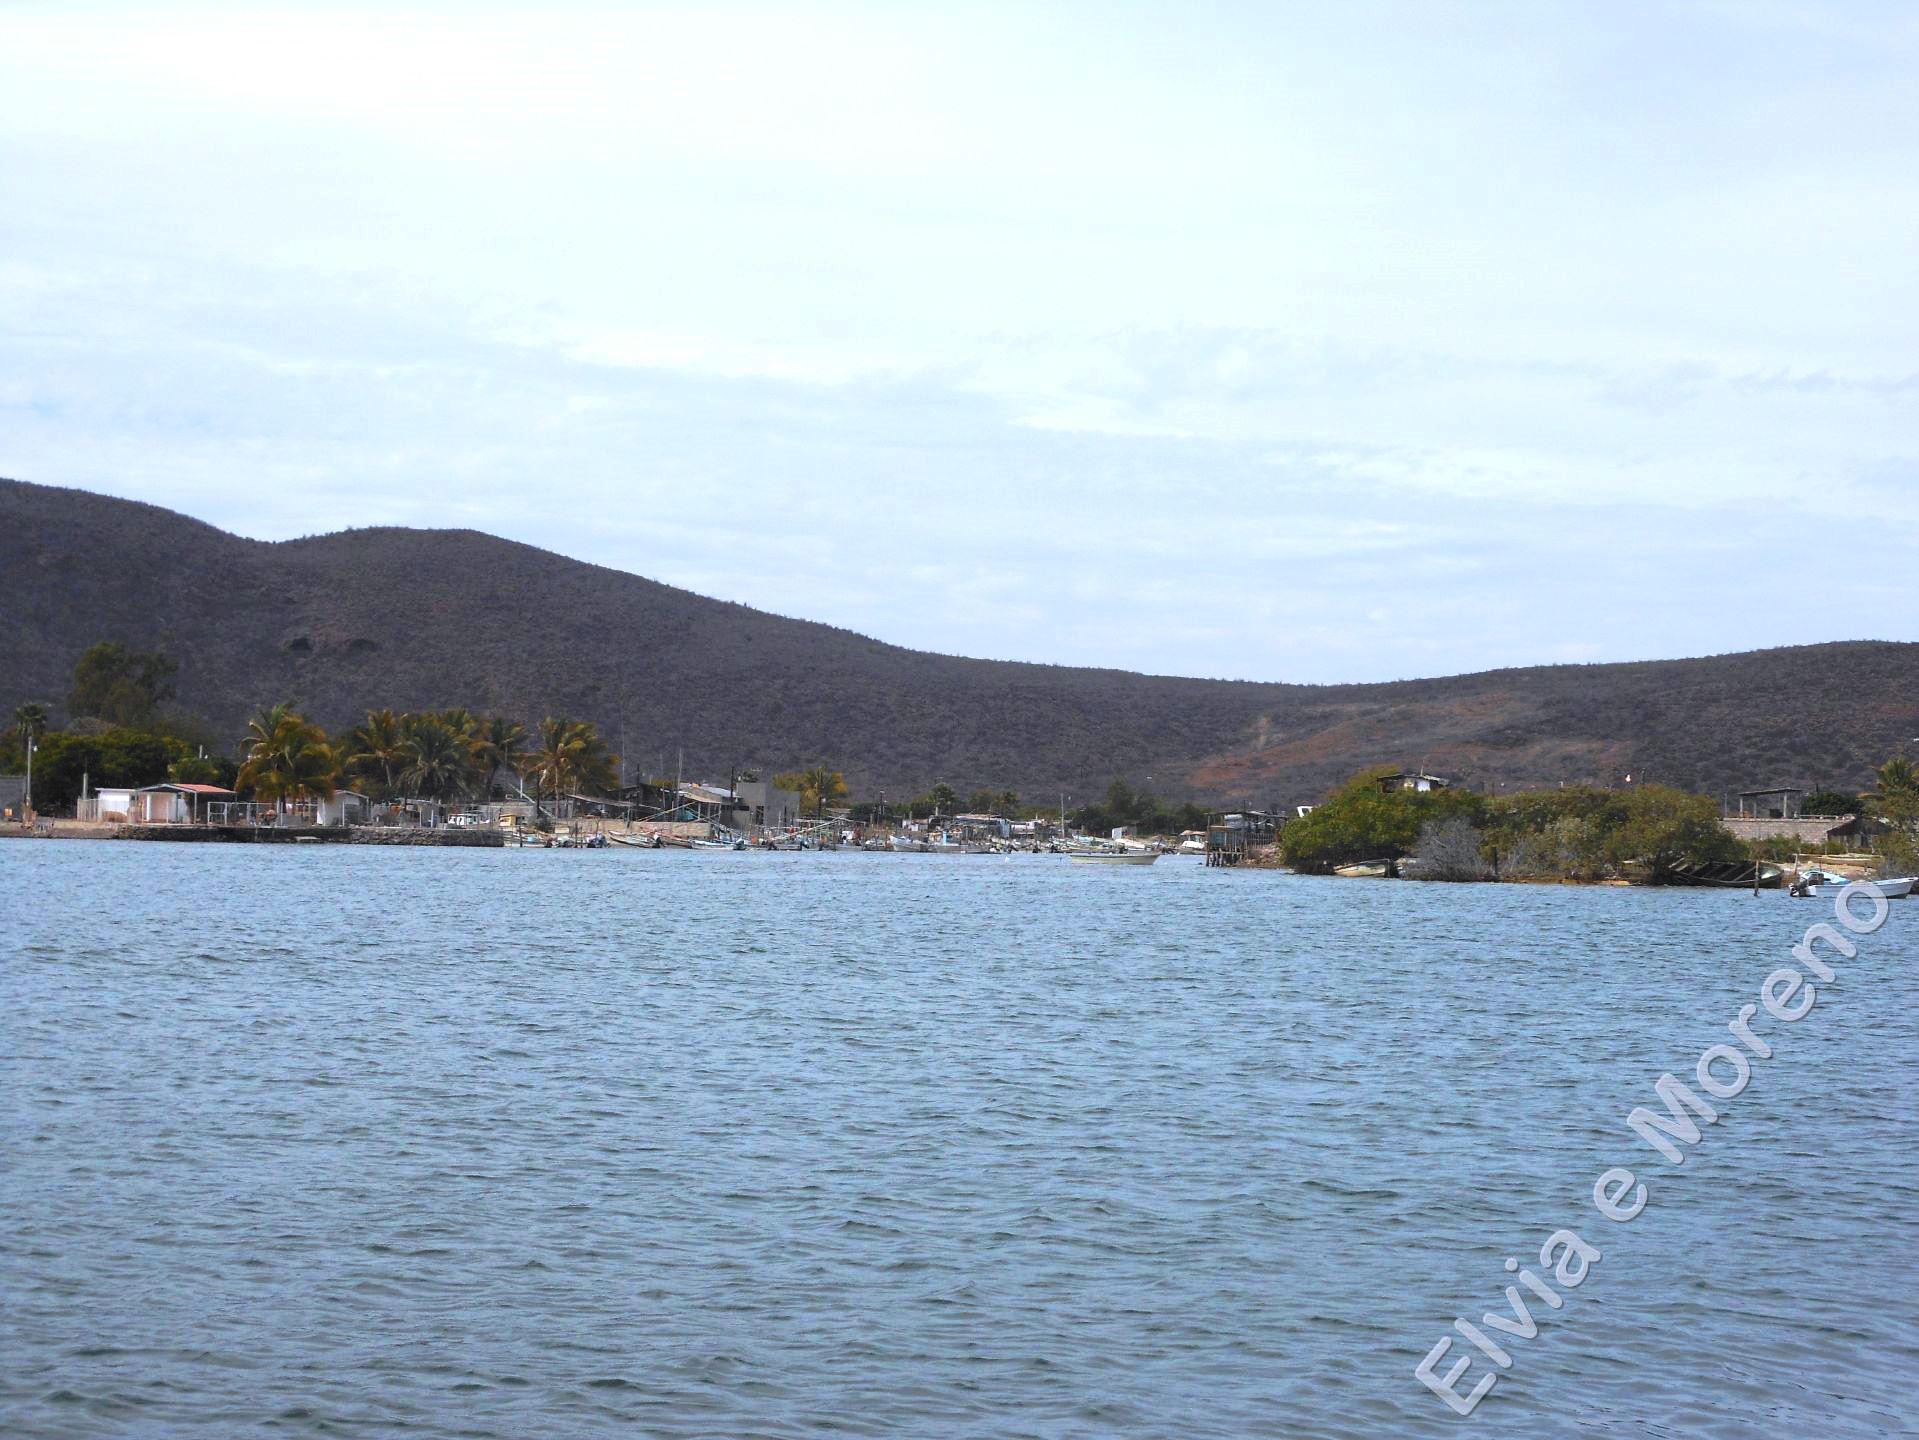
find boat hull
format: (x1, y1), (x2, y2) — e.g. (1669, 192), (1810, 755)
(1808, 876), (1914, 899)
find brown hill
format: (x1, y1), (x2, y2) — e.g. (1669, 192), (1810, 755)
(3, 477), (1914, 805)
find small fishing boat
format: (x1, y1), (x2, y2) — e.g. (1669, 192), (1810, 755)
(1791, 867), (1915, 899)
(1066, 847), (1158, 865)
(1332, 860), (1394, 879)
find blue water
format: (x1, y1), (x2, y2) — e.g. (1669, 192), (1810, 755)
(4, 844), (1917, 1438)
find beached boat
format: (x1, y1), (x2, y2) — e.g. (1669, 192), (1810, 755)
(1332, 860), (1393, 878)
(1652, 858), (1784, 888)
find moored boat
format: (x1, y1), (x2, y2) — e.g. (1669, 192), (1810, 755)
(1791, 866), (1915, 899)
(1066, 847), (1158, 865)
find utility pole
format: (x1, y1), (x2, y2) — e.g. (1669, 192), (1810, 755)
(25, 735), (36, 824)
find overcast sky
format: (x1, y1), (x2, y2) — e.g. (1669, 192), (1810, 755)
(3, 1), (1914, 682)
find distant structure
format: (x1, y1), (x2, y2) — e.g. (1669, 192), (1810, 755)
(1205, 810), (1278, 867)
(1376, 771), (1450, 794)
(1723, 785), (1856, 844)
(1734, 786), (1801, 819)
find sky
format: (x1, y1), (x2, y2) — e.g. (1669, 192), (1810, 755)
(2, 0), (1915, 683)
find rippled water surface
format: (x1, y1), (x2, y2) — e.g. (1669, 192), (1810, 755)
(5, 843), (1917, 1438)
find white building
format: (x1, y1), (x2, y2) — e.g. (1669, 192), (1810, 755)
(315, 791), (370, 827)
(129, 783), (236, 823)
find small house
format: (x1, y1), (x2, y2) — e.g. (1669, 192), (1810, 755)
(315, 791), (370, 827)
(955, 813), (1013, 839)
(1377, 771), (1450, 794)
(131, 783), (236, 824)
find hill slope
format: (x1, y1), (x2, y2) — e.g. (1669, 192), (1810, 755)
(3, 478), (1914, 804)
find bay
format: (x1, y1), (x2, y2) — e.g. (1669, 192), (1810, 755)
(4, 844), (1916, 1437)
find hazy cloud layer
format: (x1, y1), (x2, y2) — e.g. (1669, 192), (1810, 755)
(3, 2), (1914, 682)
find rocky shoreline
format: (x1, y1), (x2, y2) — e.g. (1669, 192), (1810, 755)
(113, 824), (504, 847)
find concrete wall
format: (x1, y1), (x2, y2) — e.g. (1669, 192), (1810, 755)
(735, 781), (803, 829)
(1723, 815), (1854, 843)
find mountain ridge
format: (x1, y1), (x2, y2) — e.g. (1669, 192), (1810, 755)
(4, 476), (1914, 804)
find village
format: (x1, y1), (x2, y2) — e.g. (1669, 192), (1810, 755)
(6, 750), (1914, 899)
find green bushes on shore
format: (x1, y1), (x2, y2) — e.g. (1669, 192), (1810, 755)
(1281, 770), (1741, 881)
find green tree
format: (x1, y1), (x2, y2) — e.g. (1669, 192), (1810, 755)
(1282, 769), (1486, 873)
(1876, 755), (1918, 799)
(437, 708), (480, 745)
(472, 715), (527, 798)
(1874, 754), (1919, 872)
(67, 642), (178, 726)
(400, 714), (477, 802)
(774, 767), (850, 818)
(522, 717), (617, 805)
(1606, 785), (1738, 876)
(170, 752), (238, 788)
(28, 728), (177, 811)
(342, 709), (408, 799)
(13, 703), (49, 743)
(237, 708), (336, 809)
(1798, 790), (1862, 818)
(801, 767), (849, 817)
(928, 782), (958, 815)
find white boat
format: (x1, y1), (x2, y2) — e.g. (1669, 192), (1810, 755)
(1793, 867), (1914, 899)
(1333, 860), (1394, 879)
(1066, 848), (1158, 865)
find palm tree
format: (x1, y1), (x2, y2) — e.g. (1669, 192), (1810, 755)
(400, 714), (476, 802)
(1876, 754), (1919, 849)
(472, 715), (526, 799)
(437, 708), (479, 743)
(13, 703), (48, 744)
(342, 709), (408, 799)
(521, 717), (617, 809)
(1878, 755), (1918, 798)
(237, 707), (336, 812)
(997, 789), (1020, 817)
(243, 701), (295, 756)
(792, 766), (847, 818)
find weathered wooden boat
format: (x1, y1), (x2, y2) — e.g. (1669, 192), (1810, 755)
(1655, 859), (1785, 888)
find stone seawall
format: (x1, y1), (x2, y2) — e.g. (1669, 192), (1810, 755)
(118, 824), (505, 847)
(347, 828), (504, 847)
